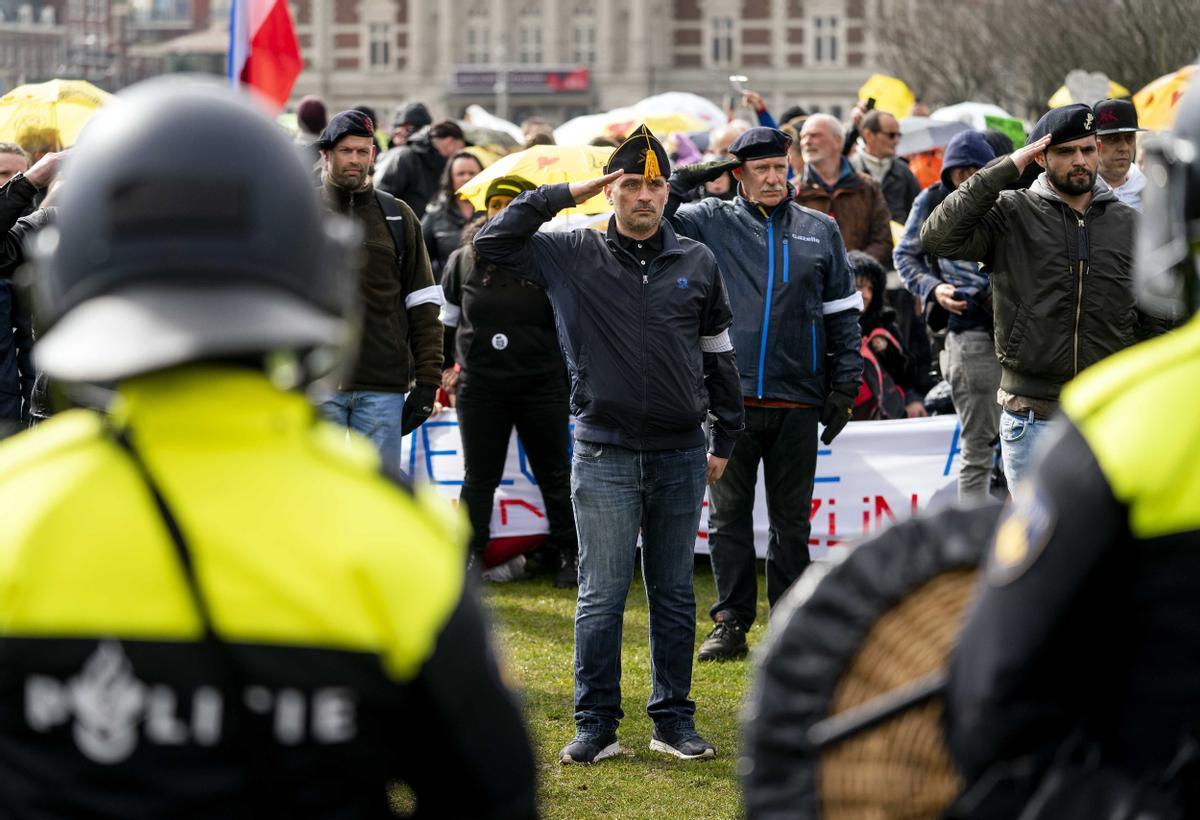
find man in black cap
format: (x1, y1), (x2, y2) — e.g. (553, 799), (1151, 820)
(375, 119), (467, 217)
(1095, 98), (1146, 211)
(922, 103), (1138, 490)
(315, 110), (444, 472)
(389, 100), (432, 149)
(666, 126), (863, 662)
(474, 124), (744, 766)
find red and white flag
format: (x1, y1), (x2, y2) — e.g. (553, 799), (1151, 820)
(228, 0), (302, 111)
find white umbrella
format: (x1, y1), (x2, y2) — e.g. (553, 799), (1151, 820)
(930, 102), (1017, 132)
(553, 112), (608, 146)
(896, 116), (969, 157)
(464, 104), (524, 144)
(631, 91), (728, 130)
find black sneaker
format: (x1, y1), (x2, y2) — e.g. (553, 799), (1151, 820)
(554, 551), (578, 589)
(649, 726), (715, 760)
(560, 732), (620, 765)
(698, 611), (748, 661)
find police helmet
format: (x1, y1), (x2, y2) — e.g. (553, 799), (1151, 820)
(1136, 82), (1200, 319)
(32, 77), (359, 383)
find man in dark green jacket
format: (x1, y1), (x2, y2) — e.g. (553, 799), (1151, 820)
(316, 110), (445, 473)
(920, 104), (1138, 489)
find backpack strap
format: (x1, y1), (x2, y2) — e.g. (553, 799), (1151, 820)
(373, 189), (408, 269)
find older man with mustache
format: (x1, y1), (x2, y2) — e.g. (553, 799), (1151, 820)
(666, 127), (864, 662)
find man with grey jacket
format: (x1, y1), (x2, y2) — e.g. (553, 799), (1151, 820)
(921, 104), (1138, 489)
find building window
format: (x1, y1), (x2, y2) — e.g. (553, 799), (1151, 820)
(464, 0), (489, 64)
(570, 0), (595, 65)
(368, 22), (390, 68)
(517, 2), (542, 64)
(709, 16), (734, 66)
(812, 15), (840, 64)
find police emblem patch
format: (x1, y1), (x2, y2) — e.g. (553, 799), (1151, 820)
(988, 485), (1056, 586)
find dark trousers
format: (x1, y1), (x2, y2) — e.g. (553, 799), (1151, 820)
(456, 375), (577, 558)
(706, 405), (819, 629)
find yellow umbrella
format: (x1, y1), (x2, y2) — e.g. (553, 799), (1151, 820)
(1047, 79), (1131, 108)
(0, 79), (115, 152)
(1134, 65), (1197, 131)
(463, 144), (504, 168)
(457, 144), (614, 216)
(858, 74), (915, 119)
(598, 110), (706, 142)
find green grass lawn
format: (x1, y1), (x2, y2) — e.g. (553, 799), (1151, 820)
(483, 561), (769, 820)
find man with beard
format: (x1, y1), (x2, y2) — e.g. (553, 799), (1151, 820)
(665, 127), (862, 662)
(315, 110), (444, 471)
(1094, 98), (1146, 211)
(922, 104), (1138, 489)
(474, 125), (743, 766)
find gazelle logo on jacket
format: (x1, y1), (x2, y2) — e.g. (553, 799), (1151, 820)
(790, 233), (821, 244)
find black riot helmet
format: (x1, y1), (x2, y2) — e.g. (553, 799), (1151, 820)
(32, 77), (360, 383)
(1136, 82), (1200, 320)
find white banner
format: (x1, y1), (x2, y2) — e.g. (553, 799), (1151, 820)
(401, 411), (963, 559)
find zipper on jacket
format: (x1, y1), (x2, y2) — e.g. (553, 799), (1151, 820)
(782, 239), (790, 283)
(811, 320), (817, 372)
(640, 268), (649, 445)
(756, 218), (776, 399)
(1072, 214), (1090, 375)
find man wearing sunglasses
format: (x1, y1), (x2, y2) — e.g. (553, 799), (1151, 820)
(852, 109), (920, 224)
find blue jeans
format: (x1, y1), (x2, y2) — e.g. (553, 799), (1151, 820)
(319, 390), (406, 472)
(999, 408), (1051, 492)
(570, 441), (707, 739)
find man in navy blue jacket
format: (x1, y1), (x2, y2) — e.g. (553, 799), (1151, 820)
(474, 125), (743, 766)
(667, 127), (863, 662)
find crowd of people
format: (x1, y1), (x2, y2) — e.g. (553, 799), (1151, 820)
(0, 69), (1196, 817)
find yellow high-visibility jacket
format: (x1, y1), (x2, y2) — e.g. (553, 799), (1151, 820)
(0, 366), (535, 819)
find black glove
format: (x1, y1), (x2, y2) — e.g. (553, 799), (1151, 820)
(673, 157), (742, 189)
(820, 383), (859, 445)
(400, 383), (438, 436)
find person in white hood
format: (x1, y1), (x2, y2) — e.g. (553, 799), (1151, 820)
(1094, 98), (1146, 211)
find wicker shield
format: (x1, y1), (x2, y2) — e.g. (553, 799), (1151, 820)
(742, 502), (1004, 820)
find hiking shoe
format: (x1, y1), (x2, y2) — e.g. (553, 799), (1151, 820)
(649, 727), (715, 760)
(554, 551), (578, 589)
(697, 611), (748, 661)
(560, 732), (620, 765)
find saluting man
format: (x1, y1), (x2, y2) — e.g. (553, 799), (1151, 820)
(475, 125), (744, 766)
(667, 127), (863, 662)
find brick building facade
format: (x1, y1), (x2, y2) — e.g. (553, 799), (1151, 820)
(292, 0), (881, 127)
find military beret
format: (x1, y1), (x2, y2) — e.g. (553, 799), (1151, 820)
(484, 175), (536, 203)
(729, 127), (793, 161)
(1028, 103), (1097, 147)
(1093, 98), (1143, 135)
(315, 110), (376, 150)
(604, 124), (671, 179)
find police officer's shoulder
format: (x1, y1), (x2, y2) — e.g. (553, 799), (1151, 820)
(0, 409), (109, 480)
(1063, 317), (1200, 424)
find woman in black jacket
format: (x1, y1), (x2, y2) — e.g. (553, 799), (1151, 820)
(441, 175), (578, 587)
(421, 150), (484, 281)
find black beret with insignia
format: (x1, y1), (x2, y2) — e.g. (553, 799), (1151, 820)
(729, 127), (793, 161)
(604, 124), (670, 179)
(315, 110), (376, 150)
(1028, 103), (1097, 147)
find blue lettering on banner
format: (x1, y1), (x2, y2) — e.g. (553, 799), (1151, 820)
(421, 422), (464, 485)
(815, 448), (840, 483)
(943, 422), (962, 477)
(517, 439), (538, 485)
